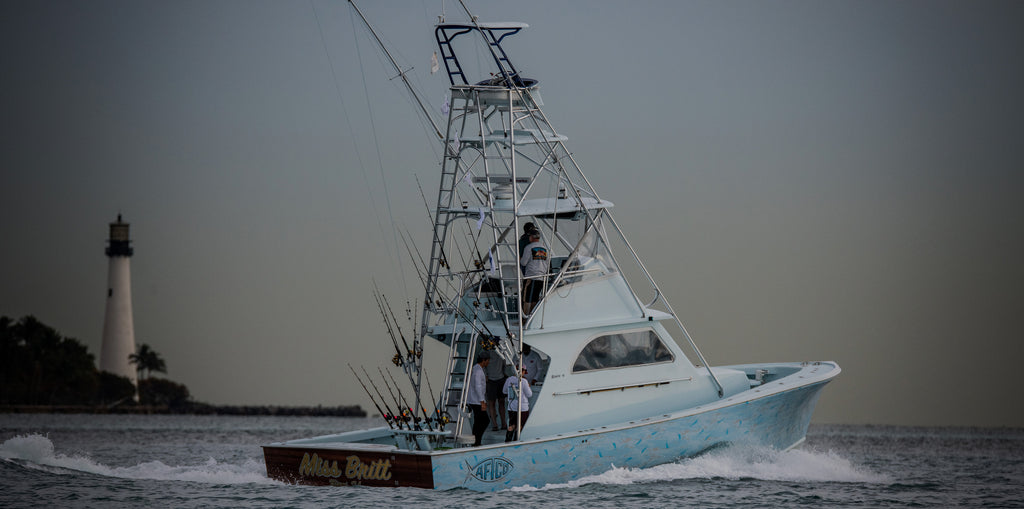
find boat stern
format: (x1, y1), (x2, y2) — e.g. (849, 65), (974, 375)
(262, 443), (435, 488)
(262, 427), (443, 488)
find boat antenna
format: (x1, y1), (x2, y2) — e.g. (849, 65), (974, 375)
(347, 0), (445, 142)
(348, 363), (399, 429)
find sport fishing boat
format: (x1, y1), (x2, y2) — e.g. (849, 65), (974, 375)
(263, 1), (840, 491)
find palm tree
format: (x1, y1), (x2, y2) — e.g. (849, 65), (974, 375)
(129, 343), (167, 380)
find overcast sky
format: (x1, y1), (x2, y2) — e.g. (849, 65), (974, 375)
(2, 0), (1022, 426)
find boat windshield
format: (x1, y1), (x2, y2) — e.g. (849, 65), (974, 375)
(548, 213), (619, 287)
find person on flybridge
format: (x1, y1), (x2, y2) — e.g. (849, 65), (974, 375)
(519, 229), (548, 316)
(518, 222), (536, 267)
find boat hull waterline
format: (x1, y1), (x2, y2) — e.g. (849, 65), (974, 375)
(263, 361), (838, 490)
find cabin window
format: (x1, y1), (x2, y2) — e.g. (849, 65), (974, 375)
(572, 329), (674, 372)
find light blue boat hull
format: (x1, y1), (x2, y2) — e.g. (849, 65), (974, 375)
(264, 362), (838, 491)
(432, 375), (829, 490)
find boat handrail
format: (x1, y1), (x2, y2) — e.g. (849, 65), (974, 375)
(552, 376), (693, 396)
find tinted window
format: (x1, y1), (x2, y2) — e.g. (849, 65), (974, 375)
(572, 330), (673, 372)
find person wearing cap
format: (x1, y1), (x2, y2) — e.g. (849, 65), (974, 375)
(518, 222), (537, 262)
(502, 366), (533, 442)
(519, 229), (548, 316)
(466, 352), (491, 446)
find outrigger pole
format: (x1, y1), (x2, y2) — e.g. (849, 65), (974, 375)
(347, 0), (444, 142)
(348, 0), (455, 419)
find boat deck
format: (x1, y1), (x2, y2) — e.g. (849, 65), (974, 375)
(452, 423), (521, 447)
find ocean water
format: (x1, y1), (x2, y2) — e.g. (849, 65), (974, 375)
(1, 414), (1021, 508)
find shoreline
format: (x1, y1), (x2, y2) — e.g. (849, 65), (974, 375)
(0, 404), (367, 417)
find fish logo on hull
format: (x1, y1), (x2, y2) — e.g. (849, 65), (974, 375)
(467, 457), (514, 482)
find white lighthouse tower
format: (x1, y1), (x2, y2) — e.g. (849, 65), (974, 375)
(99, 214), (138, 391)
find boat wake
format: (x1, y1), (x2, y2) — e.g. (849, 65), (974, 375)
(513, 445), (890, 491)
(0, 433), (275, 485)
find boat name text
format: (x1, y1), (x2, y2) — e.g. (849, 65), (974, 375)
(298, 453), (392, 481)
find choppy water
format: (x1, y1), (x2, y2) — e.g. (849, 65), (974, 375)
(1, 414), (1021, 508)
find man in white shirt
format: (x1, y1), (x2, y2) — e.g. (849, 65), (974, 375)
(519, 230), (548, 315)
(502, 367), (533, 442)
(466, 352), (490, 446)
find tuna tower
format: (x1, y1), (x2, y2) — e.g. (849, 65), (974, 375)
(99, 214), (138, 389)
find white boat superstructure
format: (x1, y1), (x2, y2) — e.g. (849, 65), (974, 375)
(414, 14), (752, 445)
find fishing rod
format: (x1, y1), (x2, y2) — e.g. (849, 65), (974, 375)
(365, 365), (411, 430)
(403, 363), (444, 430)
(385, 365), (434, 432)
(399, 227), (505, 349)
(459, 217), (488, 276)
(399, 218), (475, 320)
(415, 175), (436, 231)
(375, 365), (421, 431)
(348, 363), (398, 429)
(372, 282), (408, 368)
(361, 363), (407, 430)
(402, 227), (453, 307)
(381, 365), (433, 431)
(380, 291), (428, 422)
(405, 296), (416, 336)
(399, 229), (430, 301)
(381, 292), (417, 364)
(422, 366), (451, 427)
(401, 294), (417, 353)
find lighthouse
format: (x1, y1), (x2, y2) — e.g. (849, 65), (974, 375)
(99, 214), (138, 391)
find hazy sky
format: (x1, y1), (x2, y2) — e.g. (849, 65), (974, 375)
(2, 0), (1022, 427)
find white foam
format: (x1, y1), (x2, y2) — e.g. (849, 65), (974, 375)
(1, 433), (277, 485)
(513, 445), (890, 491)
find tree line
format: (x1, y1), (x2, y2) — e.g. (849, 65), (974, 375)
(0, 315), (366, 416)
(1, 315), (189, 408)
